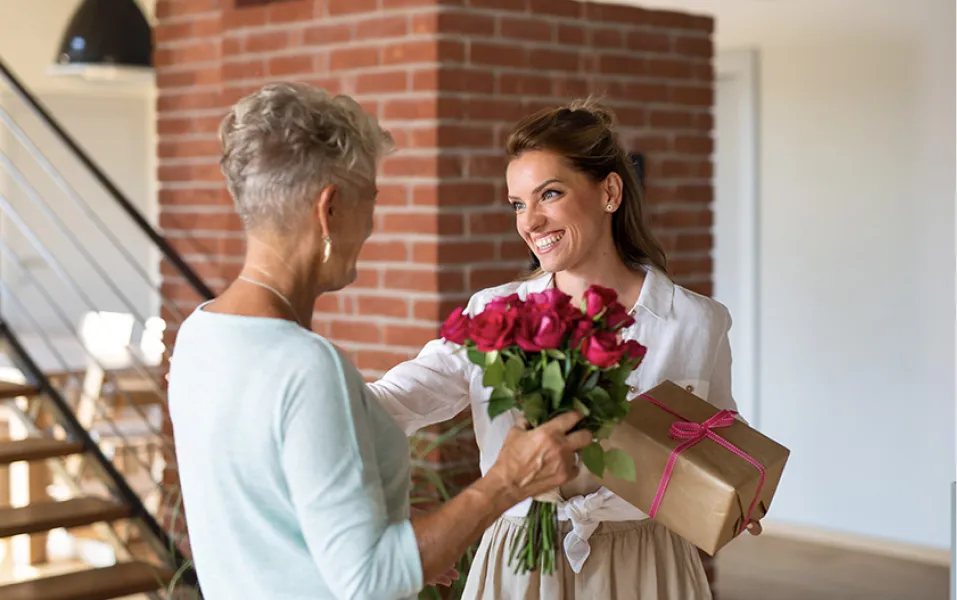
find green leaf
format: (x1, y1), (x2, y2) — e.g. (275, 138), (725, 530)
(594, 423), (615, 441)
(580, 368), (600, 392)
(604, 449), (636, 482)
(485, 350), (500, 367)
(571, 398), (591, 417)
(483, 356), (505, 388)
(522, 392), (546, 426)
(546, 349), (566, 360)
(581, 442), (605, 478)
(488, 386), (516, 418)
(505, 355), (525, 390)
(542, 360), (565, 406)
(467, 347), (486, 367)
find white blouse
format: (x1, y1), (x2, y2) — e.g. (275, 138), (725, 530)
(367, 266), (739, 572)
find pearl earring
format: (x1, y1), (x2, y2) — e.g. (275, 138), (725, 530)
(605, 204), (615, 212)
(322, 236), (332, 264)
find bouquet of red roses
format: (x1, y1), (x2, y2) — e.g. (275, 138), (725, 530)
(440, 284), (647, 575)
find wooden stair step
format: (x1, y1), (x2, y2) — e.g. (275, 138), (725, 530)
(0, 498), (130, 538)
(0, 561), (173, 600)
(0, 438), (85, 465)
(0, 381), (39, 400)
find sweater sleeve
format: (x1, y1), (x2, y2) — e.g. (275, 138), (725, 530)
(279, 340), (423, 600)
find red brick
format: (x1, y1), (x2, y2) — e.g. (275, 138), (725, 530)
(383, 324), (438, 347)
(657, 208), (712, 228)
(381, 154), (463, 178)
(384, 268), (437, 292)
(468, 267), (521, 291)
(328, 0), (378, 15)
(557, 24), (586, 45)
(330, 46), (380, 70)
(268, 55), (315, 76)
(552, 76), (590, 98)
(675, 135), (713, 155)
(158, 139), (222, 159)
(529, 0), (578, 18)
(649, 109), (695, 129)
(377, 212), (438, 235)
(356, 71), (408, 94)
(156, 66), (221, 88)
(412, 68), (493, 94)
(626, 83), (670, 103)
(529, 48), (579, 72)
(223, 58), (266, 81)
(356, 14), (409, 39)
(468, 211), (513, 235)
(592, 28), (623, 49)
(600, 54), (646, 76)
(330, 320), (381, 343)
(467, 0), (526, 11)
(359, 240), (409, 261)
(627, 133), (669, 156)
(413, 241), (495, 264)
(648, 57), (694, 79)
(383, 98), (439, 120)
(154, 22), (194, 44)
(437, 125), (494, 149)
(154, 41), (221, 67)
(193, 17), (222, 38)
(223, 6), (268, 29)
(382, 0), (450, 7)
(223, 37), (242, 55)
(676, 184), (713, 204)
(354, 349), (415, 372)
(470, 42), (527, 68)
(158, 115), (222, 136)
(670, 85), (713, 107)
(356, 295), (409, 318)
(673, 35), (711, 58)
(159, 188), (232, 207)
(303, 23), (352, 46)
(268, 0), (316, 23)
(463, 98), (526, 122)
(499, 73), (551, 96)
(157, 162), (224, 183)
(245, 31), (291, 53)
(500, 239), (530, 261)
(625, 30), (670, 53)
(584, 2), (647, 24)
(159, 210), (242, 232)
(468, 154), (507, 178)
(156, 0), (219, 19)
(499, 17), (552, 42)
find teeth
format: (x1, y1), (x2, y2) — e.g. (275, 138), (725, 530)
(534, 232), (564, 250)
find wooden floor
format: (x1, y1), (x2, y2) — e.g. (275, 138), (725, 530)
(716, 534), (949, 600)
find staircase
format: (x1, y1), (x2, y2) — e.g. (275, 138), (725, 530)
(0, 57), (212, 598)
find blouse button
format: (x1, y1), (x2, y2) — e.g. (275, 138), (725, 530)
(629, 386), (637, 394)
(628, 308), (636, 316)
(685, 384), (694, 393)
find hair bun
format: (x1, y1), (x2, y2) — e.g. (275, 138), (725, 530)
(565, 97), (617, 128)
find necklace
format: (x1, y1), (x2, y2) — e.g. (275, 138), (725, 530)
(237, 275), (304, 326)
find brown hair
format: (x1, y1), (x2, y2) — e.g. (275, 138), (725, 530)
(505, 99), (667, 277)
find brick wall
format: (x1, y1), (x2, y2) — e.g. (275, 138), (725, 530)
(155, 0), (715, 587)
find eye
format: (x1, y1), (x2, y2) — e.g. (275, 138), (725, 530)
(509, 201), (526, 212)
(542, 188), (561, 200)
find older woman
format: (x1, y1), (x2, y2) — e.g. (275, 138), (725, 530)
(166, 83), (591, 600)
(368, 101), (761, 599)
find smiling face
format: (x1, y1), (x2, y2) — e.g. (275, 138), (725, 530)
(506, 150), (620, 274)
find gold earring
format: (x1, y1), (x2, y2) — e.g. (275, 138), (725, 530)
(605, 204), (615, 212)
(322, 236), (332, 264)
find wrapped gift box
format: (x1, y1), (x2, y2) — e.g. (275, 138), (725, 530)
(600, 380), (790, 555)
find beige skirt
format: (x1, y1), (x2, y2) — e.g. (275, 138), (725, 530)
(462, 517), (712, 600)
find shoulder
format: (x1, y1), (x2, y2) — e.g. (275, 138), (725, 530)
(463, 276), (543, 316)
(670, 281), (732, 335)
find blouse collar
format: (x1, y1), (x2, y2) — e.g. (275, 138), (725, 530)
(521, 265), (674, 320)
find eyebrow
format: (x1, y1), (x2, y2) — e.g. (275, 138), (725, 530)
(507, 178), (564, 201)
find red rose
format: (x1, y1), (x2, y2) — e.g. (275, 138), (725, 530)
(583, 285), (619, 318)
(570, 319), (595, 350)
(581, 330), (628, 369)
(469, 308), (518, 352)
(605, 304), (635, 330)
(622, 339), (647, 362)
(440, 307), (470, 345)
(487, 293), (522, 311)
(516, 310), (568, 352)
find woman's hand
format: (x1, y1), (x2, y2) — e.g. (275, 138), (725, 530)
(487, 411), (592, 503)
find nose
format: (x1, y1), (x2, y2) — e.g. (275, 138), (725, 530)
(521, 203), (546, 234)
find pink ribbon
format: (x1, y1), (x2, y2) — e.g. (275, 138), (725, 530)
(640, 394), (766, 535)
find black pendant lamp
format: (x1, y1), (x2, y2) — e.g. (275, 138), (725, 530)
(51, 0), (153, 79)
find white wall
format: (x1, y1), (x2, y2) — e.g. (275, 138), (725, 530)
(756, 29), (954, 551)
(632, 0), (955, 551)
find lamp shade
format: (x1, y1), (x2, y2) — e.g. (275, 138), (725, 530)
(54, 0), (152, 73)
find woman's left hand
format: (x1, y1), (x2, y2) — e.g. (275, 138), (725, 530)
(745, 520), (763, 536)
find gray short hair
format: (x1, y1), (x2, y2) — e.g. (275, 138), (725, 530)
(219, 82), (393, 231)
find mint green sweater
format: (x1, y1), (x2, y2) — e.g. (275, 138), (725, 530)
(168, 306), (423, 599)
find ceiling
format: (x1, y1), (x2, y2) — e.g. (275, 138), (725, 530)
(597, 0), (953, 48)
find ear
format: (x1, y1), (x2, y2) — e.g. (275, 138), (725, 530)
(602, 172), (624, 211)
(313, 183), (338, 238)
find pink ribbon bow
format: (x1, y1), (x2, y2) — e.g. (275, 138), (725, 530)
(641, 394), (766, 535)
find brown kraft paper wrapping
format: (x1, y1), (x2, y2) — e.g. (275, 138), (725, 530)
(600, 380), (790, 555)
